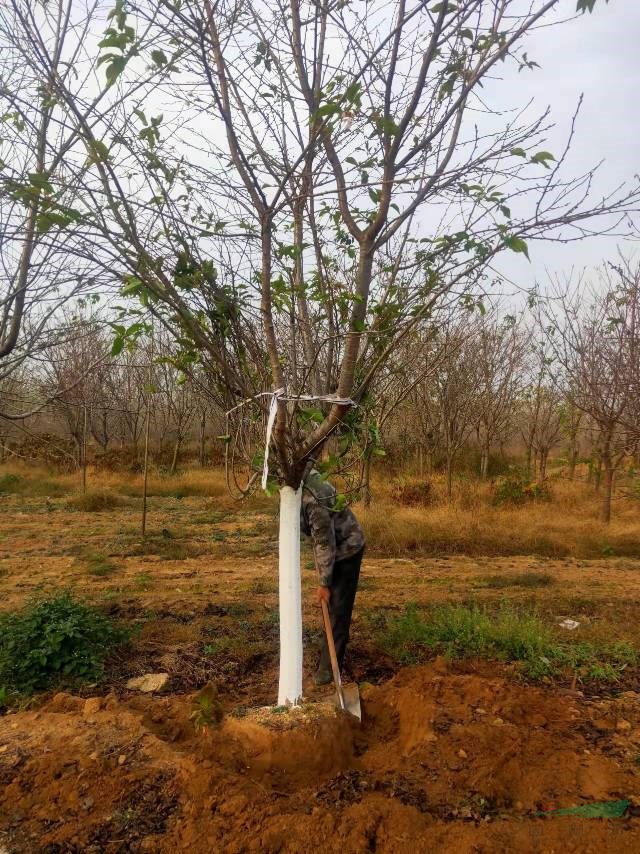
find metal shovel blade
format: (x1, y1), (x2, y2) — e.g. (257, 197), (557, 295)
(334, 681), (361, 721)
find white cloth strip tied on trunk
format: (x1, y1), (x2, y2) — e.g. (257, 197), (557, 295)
(225, 388), (356, 707)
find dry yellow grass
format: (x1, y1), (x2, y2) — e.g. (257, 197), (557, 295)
(357, 474), (640, 559)
(2, 460), (639, 558)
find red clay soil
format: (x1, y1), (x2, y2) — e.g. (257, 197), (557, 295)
(2, 660), (640, 853)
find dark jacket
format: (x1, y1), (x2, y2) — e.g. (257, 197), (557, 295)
(301, 470), (365, 586)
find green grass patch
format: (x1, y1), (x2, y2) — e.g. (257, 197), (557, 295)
(481, 572), (554, 589)
(375, 603), (637, 682)
(0, 593), (128, 695)
(0, 473), (22, 493)
(85, 552), (118, 577)
(133, 572), (154, 591)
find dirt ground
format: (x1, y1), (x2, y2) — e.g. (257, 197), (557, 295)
(2, 487), (640, 852)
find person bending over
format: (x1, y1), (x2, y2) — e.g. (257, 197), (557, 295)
(301, 468), (365, 686)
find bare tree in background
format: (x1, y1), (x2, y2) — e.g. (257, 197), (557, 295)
(544, 261), (640, 522)
(474, 313), (529, 479)
(431, 323), (480, 500)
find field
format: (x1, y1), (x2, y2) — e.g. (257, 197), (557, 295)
(2, 462), (640, 852)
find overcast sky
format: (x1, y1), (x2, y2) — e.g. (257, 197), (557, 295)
(483, 0), (640, 296)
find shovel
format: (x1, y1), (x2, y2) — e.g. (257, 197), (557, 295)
(320, 599), (361, 721)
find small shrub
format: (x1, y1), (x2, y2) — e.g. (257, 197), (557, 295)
(190, 683), (223, 730)
(0, 594), (128, 694)
(0, 473), (21, 493)
(492, 469), (551, 506)
(66, 490), (123, 512)
(85, 553), (117, 577)
(391, 477), (433, 507)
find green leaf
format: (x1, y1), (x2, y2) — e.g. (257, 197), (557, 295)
(354, 319), (367, 333)
(499, 204), (511, 219)
(510, 147), (527, 158)
(530, 150), (556, 168)
(505, 235), (530, 261)
(577, 0), (607, 12)
(151, 49), (168, 67)
(331, 494), (348, 512)
(133, 107), (148, 125)
(111, 337), (124, 357)
(99, 54), (128, 87)
(85, 140), (110, 166)
(315, 102), (341, 119)
(28, 172), (53, 194)
(537, 800), (629, 819)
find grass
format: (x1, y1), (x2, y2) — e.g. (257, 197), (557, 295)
(85, 552), (118, 577)
(65, 490), (124, 512)
(357, 476), (640, 559)
(481, 572), (554, 589)
(375, 602), (638, 682)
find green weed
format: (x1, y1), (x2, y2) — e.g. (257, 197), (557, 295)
(0, 593), (127, 694)
(377, 603), (637, 682)
(85, 552), (117, 577)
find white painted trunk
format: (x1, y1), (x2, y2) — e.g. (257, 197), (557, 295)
(277, 485), (303, 706)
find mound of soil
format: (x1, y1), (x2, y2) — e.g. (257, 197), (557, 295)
(2, 661), (640, 852)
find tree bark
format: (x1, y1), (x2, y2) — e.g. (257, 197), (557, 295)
(277, 486), (303, 706)
(539, 449), (548, 481)
(480, 442), (490, 480)
(362, 454), (372, 508)
(594, 456), (603, 493)
(170, 437), (181, 475)
(601, 460), (614, 524)
(199, 410), (206, 468)
(446, 453), (453, 501)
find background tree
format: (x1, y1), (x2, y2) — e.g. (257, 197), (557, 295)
(474, 313), (529, 479)
(544, 261), (640, 522)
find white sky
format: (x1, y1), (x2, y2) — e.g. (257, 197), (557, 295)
(485, 0), (640, 294)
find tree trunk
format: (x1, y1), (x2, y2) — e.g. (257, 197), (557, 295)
(480, 442), (490, 480)
(277, 486), (303, 707)
(594, 456), (603, 493)
(170, 438), (181, 475)
(568, 444), (578, 480)
(601, 461), (614, 524)
(446, 453), (453, 501)
(525, 441), (533, 477)
(418, 444), (423, 478)
(538, 449), (548, 480)
(199, 410), (206, 468)
(362, 454), (372, 508)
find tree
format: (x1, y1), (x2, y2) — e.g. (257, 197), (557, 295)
(474, 313), (529, 479)
(6, 0), (639, 705)
(431, 323), (479, 499)
(544, 261), (640, 522)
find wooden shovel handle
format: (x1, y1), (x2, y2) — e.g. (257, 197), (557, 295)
(321, 599), (346, 711)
